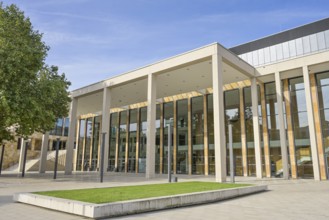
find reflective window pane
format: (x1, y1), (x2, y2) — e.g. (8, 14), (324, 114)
(76, 119), (86, 170)
(176, 99), (189, 174)
(128, 109), (137, 173)
(163, 102), (173, 174)
(83, 118), (92, 171)
(138, 107), (147, 173)
(118, 111), (127, 172)
(192, 96), (204, 174)
(155, 104), (161, 174)
(224, 90), (242, 176)
(108, 112), (118, 171)
(90, 116), (101, 171)
(207, 95), (215, 175)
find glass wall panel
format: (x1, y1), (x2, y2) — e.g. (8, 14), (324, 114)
(316, 72), (329, 162)
(76, 119), (85, 170)
(265, 82), (282, 176)
(224, 90), (242, 176)
(176, 99), (189, 174)
(108, 113), (118, 171)
(207, 95), (215, 175)
(51, 118), (64, 136)
(163, 102), (173, 174)
(139, 107), (147, 173)
(191, 96), (204, 174)
(64, 117), (69, 136)
(155, 104), (161, 174)
(243, 87), (264, 176)
(118, 111), (127, 172)
(289, 77), (313, 178)
(83, 118), (93, 171)
(128, 109), (137, 173)
(90, 116), (101, 171)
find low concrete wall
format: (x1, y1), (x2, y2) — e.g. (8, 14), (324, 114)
(14, 185), (267, 219)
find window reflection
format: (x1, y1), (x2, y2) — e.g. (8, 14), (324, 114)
(207, 95), (215, 175)
(138, 107), (147, 173)
(155, 104), (161, 174)
(76, 119), (85, 170)
(224, 89), (242, 176)
(316, 72), (329, 161)
(289, 77), (313, 178)
(176, 99), (189, 174)
(192, 96), (204, 174)
(163, 102), (173, 174)
(265, 82), (282, 176)
(108, 113), (118, 171)
(118, 111), (127, 172)
(128, 109), (137, 173)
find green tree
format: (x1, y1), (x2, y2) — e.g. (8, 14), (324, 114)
(0, 3), (71, 141)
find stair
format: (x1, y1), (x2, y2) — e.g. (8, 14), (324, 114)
(5, 150), (67, 172)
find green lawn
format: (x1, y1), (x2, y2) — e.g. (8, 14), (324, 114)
(35, 181), (251, 204)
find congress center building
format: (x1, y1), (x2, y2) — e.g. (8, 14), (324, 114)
(62, 18), (329, 182)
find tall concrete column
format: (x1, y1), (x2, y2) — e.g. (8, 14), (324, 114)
(274, 72), (289, 179)
(102, 87), (111, 171)
(251, 78), (263, 179)
(39, 132), (49, 173)
(65, 98), (78, 175)
(212, 47), (226, 183)
(146, 73), (156, 179)
(18, 138), (25, 172)
(302, 66), (320, 181)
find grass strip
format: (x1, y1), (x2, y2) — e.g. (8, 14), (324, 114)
(35, 181), (250, 204)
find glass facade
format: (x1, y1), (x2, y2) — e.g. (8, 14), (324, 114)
(118, 111), (127, 172)
(191, 96), (204, 174)
(155, 104), (161, 174)
(108, 112), (118, 171)
(139, 107), (147, 173)
(74, 73), (329, 180)
(176, 99), (188, 174)
(83, 118), (93, 171)
(163, 102), (174, 174)
(224, 90), (242, 176)
(316, 72), (329, 176)
(50, 118), (70, 137)
(128, 109), (137, 173)
(289, 77), (313, 178)
(76, 119), (85, 170)
(90, 116), (100, 171)
(265, 82), (283, 177)
(207, 95), (215, 175)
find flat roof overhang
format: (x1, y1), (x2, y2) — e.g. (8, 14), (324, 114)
(71, 43), (257, 116)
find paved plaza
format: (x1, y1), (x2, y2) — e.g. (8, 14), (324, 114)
(0, 172), (328, 220)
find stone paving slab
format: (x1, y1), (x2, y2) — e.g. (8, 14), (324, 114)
(0, 172), (329, 220)
(13, 185), (267, 219)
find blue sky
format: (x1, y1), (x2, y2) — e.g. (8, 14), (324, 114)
(3, 0), (329, 90)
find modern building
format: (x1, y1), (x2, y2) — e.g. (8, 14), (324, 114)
(41, 18), (329, 182)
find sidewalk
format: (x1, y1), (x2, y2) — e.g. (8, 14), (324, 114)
(0, 172), (328, 220)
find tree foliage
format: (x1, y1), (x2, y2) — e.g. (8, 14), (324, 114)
(0, 3), (71, 141)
